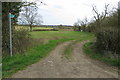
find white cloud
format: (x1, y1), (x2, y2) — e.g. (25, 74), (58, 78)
(37, 0), (119, 25)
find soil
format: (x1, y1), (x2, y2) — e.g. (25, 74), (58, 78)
(12, 41), (118, 78)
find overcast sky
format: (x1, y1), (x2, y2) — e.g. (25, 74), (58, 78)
(36, 0), (119, 25)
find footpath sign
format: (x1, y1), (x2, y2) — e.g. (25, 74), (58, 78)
(9, 13), (15, 56)
(10, 14), (15, 18)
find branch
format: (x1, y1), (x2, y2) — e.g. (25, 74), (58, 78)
(102, 4), (109, 20)
(92, 5), (100, 20)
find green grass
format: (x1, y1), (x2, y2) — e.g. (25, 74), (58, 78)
(0, 64), (1, 78)
(31, 31), (94, 60)
(2, 39), (72, 78)
(83, 42), (120, 67)
(63, 41), (77, 59)
(64, 43), (73, 59)
(31, 31), (94, 58)
(3, 31), (94, 78)
(31, 31), (94, 40)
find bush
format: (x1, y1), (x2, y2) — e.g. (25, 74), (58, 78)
(2, 29), (31, 56)
(94, 27), (119, 54)
(12, 29), (31, 55)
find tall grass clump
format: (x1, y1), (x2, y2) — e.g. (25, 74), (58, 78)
(12, 29), (31, 55)
(2, 28), (31, 56)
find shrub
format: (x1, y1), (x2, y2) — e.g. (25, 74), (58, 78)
(94, 27), (119, 54)
(2, 29), (31, 56)
(12, 29), (31, 55)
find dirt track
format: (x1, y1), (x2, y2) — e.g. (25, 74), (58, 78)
(12, 41), (118, 78)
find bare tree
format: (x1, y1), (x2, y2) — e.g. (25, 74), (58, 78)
(22, 6), (42, 31)
(92, 4), (109, 29)
(73, 17), (88, 31)
(18, 2), (43, 31)
(73, 20), (81, 31)
(80, 17), (88, 31)
(35, 14), (43, 26)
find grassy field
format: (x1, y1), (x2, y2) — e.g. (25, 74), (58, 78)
(31, 31), (94, 40)
(83, 42), (119, 67)
(3, 31), (94, 77)
(15, 26), (54, 31)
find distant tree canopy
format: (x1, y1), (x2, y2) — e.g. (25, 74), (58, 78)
(73, 18), (88, 31)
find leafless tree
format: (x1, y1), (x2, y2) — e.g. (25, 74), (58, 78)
(80, 17), (88, 31)
(73, 20), (81, 31)
(74, 17), (88, 31)
(18, 2), (43, 31)
(92, 4), (109, 29)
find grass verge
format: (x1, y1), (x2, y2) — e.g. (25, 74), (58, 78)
(2, 39), (72, 78)
(83, 42), (120, 68)
(64, 43), (73, 59)
(63, 41), (77, 59)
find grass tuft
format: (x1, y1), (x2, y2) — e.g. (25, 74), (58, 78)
(63, 41), (77, 59)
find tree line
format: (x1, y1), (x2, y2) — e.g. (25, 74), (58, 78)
(74, 4), (119, 56)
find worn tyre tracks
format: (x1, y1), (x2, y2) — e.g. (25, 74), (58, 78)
(12, 40), (118, 78)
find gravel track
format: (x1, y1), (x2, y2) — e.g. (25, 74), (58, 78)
(12, 41), (118, 78)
